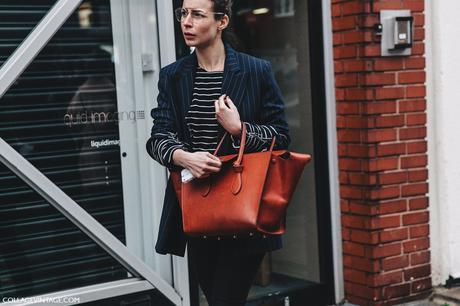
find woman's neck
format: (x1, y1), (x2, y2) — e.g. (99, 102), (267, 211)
(195, 40), (226, 71)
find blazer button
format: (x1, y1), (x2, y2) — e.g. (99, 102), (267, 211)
(202, 235), (207, 239)
(249, 232), (254, 237)
(217, 236), (221, 240)
(233, 234), (237, 239)
(263, 235), (267, 239)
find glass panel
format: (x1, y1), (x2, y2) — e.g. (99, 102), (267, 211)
(0, 166), (130, 299)
(173, 0), (321, 303)
(0, 1), (54, 67)
(234, 0), (321, 288)
(0, 0), (125, 238)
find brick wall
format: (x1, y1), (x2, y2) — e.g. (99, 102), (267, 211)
(331, 0), (430, 305)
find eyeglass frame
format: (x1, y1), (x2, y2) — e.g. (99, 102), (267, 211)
(174, 7), (226, 23)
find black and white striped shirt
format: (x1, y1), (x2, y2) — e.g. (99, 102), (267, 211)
(185, 67), (222, 153)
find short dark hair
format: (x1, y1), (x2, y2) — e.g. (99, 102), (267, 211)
(210, 0), (239, 49)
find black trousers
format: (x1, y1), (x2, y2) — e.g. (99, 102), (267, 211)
(188, 238), (265, 306)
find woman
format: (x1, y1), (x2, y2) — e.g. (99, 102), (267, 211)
(146, 0), (290, 304)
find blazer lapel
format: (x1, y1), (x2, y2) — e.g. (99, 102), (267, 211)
(221, 44), (247, 109)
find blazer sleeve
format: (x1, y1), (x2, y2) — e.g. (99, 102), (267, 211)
(231, 60), (291, 152)
(146, 69), (186, 170)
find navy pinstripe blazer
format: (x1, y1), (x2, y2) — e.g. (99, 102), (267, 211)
(146, 44), (291, 257)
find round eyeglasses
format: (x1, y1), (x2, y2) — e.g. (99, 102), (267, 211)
(174, 8), (225, 23)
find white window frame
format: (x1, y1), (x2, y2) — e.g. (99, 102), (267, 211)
(0, 0), (186, 305)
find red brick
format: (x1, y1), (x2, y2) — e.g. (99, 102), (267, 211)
(365, 129), (397, 143)
(363, 73), (396, 86)
(377, 143), (406, 157)
(383, 283), (411, 299)
(378, 171), (408, 185)
(363, 45), (381, 57)
(372, 215), (401, 229)
(408, 169), (428, 182)
(406, 86), (426, 98)
(367, 157), (399, 172)
(404, 264), (431, 281)
(336, 74), (359, 87)
(375, 87), (405, 100)
(399, 71), (426, 84)
(333, 16), (356, 31)
(342, 214), (372, 229)
(374, 59), (404, 71)
(399, 99), (426, 112)
(409, 197), (429, 210)
(343, 60), (366, 72)
(336, 88), (345, 100)
(403, 237), (429, 253)
(375, 115), (405, 128)
(349, 202), (375, 215)
(341, 186), (366, 200)
(407, 141), (427, 154)
(412, 278), (432, 293)
(345, 88), (374, 100)
(342, 2), (365, 15)
(406, 113), (426, 126)
(363, 101), (397, 115)
(399, 127), (427, 140)
(343, 241), (366, 257)
(343, 31), (372, 44)
(337, 102), (360, 115)
(402, 182), (428, 197)
(378, 200), (407, 215)
(412, 43), (425, 55)
(334, 45), (358, 59)
(403, 0), (425, 12)
(331, 3), (341, 17)
(343, 255), (380, 272)
(380, 228), (408, 243)
(345, 282), (383, 300)
(410, 224), (429, 238)
(405, 57), (425, 69)
(369, 271), (402, 287)
(414, 28), (425, 41)
(411, 251), (430, 265)
(351, 229), (380, 244)
(382, 255), (409, 271)
(369, 186), (401, 200)
(338, 129), (362, 142)
(344, 268), (368, 285)
(368, 243), (402, 259)
(413, 14), (425, 27)
(401, 154), (427, 169)
(403, 211), (429, 226)
(339, 158), (363, 171)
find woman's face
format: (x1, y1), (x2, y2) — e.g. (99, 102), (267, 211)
(180, 0), (227, 48)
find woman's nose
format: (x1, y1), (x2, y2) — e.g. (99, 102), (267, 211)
(183, 14), (193, 26)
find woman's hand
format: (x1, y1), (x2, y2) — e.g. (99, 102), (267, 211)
(215, 95), (242, 136)
(172, 149), (222, 179)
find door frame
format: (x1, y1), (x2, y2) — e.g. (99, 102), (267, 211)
(0, 1), (185, 305)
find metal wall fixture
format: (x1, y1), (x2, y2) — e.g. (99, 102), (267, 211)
(379, 10), (414, 57)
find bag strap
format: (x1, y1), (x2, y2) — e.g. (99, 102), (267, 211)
(213, 123), (277, 168)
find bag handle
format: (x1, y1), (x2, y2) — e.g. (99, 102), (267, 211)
(213, 123), (277, 167)
(209, 123), (277, 195)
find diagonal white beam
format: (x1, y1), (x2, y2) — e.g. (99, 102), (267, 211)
(0, 0), (83, 98)
(0, 138), (182, 306)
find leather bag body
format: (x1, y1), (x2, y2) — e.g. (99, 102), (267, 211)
(170, 124), (311, 237)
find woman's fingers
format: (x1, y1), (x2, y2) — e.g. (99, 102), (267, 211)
(225, 96), (236, 109)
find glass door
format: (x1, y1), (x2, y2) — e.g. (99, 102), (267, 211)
(0, 0), (188, 305)
(172, 0), (337, 305)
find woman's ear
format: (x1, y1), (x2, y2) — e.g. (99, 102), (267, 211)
(218, 15), (229, 31)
